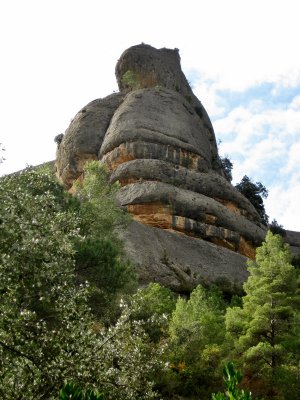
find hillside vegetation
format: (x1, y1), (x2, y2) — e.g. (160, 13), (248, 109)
(0, 163), (299, 399)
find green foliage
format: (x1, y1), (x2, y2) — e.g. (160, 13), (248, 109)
(74, 161), (130, 241)
(0, 165), (156, 399)
(2, 163), (299, 399)
(125, 283), (176, 342)
(121, 70), (141, 90)
(235, 175), (269, 225)
(269, 219), (286, 237)
(165, 285), (226, 398)
(220, 156), (233, 182)
(225, 232), (300, 399)
(59, 382), (104, 400)
(74, 161), (136, 323)
(0, 167), (97, 399)
(292, 254), (300, 268)
(96, 311), (164, 399)
(75, 238), (135, 323)
(212, 362), (252, 400)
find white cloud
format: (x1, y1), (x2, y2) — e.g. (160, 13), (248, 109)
(272, 69), (300, 92)
(282, 142), (300, 174)
(204, 77), (300, 229)
(233, 137), (286, 181)
(265, 183), (300, 231)
(192, 78), (225, 118)
(290, 95), (300, 110)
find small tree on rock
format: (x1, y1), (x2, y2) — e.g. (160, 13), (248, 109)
(235, 175), (269, 225)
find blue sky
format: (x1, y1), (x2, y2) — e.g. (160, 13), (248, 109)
(191, 73), (300, 230)
(0, 0), (299, 230)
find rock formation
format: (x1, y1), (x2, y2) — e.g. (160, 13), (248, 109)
(55, 44), (275, 292)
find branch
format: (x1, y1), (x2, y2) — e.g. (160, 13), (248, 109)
(0, 339), (42, 372)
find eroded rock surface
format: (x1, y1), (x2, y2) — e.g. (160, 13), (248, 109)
(285, 230), (300, 257)
(56, 43), (271, 291)
(56, 93), (124, 189)
(120, 220), (249, 293)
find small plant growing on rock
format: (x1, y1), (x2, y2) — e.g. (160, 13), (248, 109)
(220, 156), (233, 182)
(235, 175), (268, 225)
(54, 133), (64, 145)
(121, 70), (141, 90)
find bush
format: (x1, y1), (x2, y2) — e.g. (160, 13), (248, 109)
(269, 219), (286, 236)
(220, 156), (233, 182)
(121, 70), (141, 90)
(235, 175), (268, 225)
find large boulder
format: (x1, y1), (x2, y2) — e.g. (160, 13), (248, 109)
(56, 44), (270, 291)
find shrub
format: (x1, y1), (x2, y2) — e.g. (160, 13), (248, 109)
(235, 175), (268, 225)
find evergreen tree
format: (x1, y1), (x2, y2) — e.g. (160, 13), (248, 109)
(235, 175), (268, 225)
(226, 232), (300, 399)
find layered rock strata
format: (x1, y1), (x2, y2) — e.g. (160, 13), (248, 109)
(56, 44), (269, 290)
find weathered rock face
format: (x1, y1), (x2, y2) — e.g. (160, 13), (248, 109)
(56, 44), (269, 291)
(115, 44), (220, 172)
(56, 93), (125, 189)
(285, 230), (300, 257)
(120, 220), (249, 293)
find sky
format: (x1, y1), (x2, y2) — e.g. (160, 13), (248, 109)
(0, 0), (299, 230)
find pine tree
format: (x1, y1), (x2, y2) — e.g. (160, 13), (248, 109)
(226, 232), (300, 399)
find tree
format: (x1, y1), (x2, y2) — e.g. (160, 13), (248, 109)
(220, 156), (233, 182)
(74, 161), (136, 324)
(95, 308), (164, 400)
(225, 232), (300, 399)
(75, 238), (135, 324)
(0, 166), (99, 399)
(165, 285), (226, 398)
(125, 283), (176, 342)
(0, 165), (158, 399)
(269, 219), (286, 237)
(74, 161), (130, 241)
(235, 175), (268, 225)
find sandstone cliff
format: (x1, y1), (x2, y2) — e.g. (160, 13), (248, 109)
(56, 44), (287, 292)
